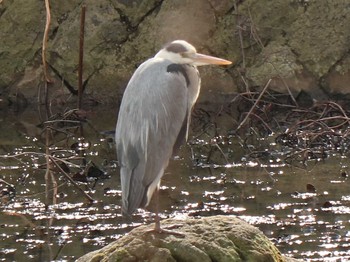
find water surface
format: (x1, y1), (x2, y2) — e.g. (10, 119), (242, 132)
(0, 104), (350, 261)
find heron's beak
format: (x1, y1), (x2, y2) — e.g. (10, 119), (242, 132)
(191, 53), (232, 66)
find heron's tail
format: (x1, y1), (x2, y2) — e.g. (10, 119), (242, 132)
(120, 166), (148, 216)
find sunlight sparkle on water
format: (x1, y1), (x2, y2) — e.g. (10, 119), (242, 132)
(52, 202), (85, 210)
(203, 176), (217, 181)
(324, 206), (350, 214)
(341, 195), (350, 201)
(0, 165), (21, 170)
(239, 215), (275, 225)
(246, 161), (258, 167)
(204, 190), (224, 196)
(0, 248), (16, 254)
(292, 192), (317, 199)
(268, 202), (295, 210)
(224, 163), (242, 168)
(261, 163), (286, 168)
(55, 213), (90, 220)
(320, 243), (339, 249)
(88, 152), (99, 156)
(298, 215), (316, 224)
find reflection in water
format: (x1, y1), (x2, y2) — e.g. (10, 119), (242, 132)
(0, 105), (350, 261)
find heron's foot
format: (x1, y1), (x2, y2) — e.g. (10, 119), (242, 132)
(145, 224), (185, 237)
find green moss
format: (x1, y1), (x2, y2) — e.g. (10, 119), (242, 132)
(161, 239), (211, 262)
(77, 216), (296, 262)
(109, 248), (133, 261)
(89, 253), (105, 262)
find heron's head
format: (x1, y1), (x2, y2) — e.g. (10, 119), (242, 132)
(155, 40), (232, 66)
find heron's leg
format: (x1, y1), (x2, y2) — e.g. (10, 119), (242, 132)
(144, 186), (184, 236)
(154, 186), (161, 232)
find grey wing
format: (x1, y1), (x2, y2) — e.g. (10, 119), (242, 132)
(115, 59), (189, 215)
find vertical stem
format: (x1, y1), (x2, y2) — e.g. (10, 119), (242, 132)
(42, 0), (51, 105)
(43, 0), (53, 204)
(234, 1), (245, 69)
(78, 5), (86, 109)
(45, 127), (57, 207)
(44, 126), (51, 207)
(50, 171), (57, 205)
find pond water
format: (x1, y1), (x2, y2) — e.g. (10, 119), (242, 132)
(0, 103), (350, 261)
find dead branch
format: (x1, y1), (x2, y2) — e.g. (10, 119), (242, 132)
(50, 156), (94, 202)
(237, 78), (272, 130)
(42, 0), (51, 84)
(78, 5), (86, 109)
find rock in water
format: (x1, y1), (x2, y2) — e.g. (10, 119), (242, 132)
(77, 215), (300, 262)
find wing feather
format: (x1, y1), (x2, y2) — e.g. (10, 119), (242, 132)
(115, 58), (191, 215)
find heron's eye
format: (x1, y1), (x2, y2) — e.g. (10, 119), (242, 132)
(181, 52), (192, 58)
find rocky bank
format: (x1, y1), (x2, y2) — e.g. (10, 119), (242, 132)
(1, 1), (350, 106)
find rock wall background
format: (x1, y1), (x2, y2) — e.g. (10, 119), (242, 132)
(1, 0), (350, 106)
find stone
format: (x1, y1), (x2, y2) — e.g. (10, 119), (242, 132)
(76, 215), (299, 262)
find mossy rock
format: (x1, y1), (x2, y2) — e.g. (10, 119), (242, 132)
(77, 215), (300, 262)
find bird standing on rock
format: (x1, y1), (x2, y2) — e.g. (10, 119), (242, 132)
(115, 40), (232, 232)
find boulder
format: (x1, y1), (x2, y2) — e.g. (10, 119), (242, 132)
(77, 215), (299, 262)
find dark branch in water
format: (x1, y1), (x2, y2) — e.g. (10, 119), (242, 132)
(50, 155), (94, 203)
(78, 5), (86, 110)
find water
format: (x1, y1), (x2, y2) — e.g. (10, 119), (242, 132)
(1, 104), (350, 261)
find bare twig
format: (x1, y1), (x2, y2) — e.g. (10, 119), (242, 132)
(0, 152), (83, 169)
(41, 0), (52, 107)
(327, 101), (350, 122)
(78, 5), (86, 109)
(45, 125), (55, 206)
(214, 143), (229, 164)
(247, 7), (264, 48)
(0, 178), (14, 188)
(237, 79), (272, 131)
(268, 62), (298, 107)
(234, 1), (246, 69)
(50, 156), (94, 202)
(42, 0), (51, 83)
(247, 112), (273, 133)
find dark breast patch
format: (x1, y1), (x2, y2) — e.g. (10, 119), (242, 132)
(167, 64), (190, 86)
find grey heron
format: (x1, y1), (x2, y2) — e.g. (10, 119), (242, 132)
(115, 40), (232, 232)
